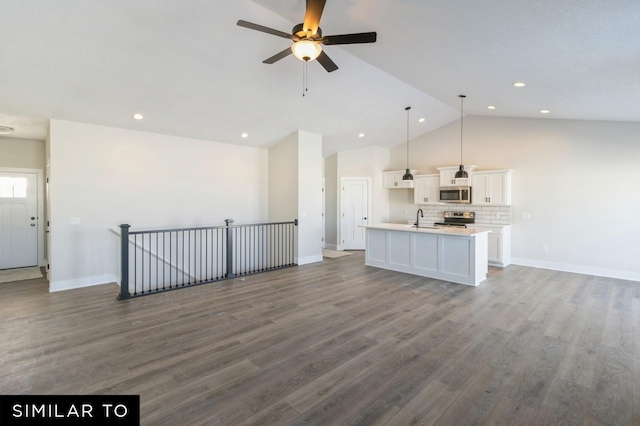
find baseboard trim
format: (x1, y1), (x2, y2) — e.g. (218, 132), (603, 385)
(511, 258), (640, 282)
(324, 243), (338, 250)
(295, 254), (324, 265)
(50, 274), (119, 293)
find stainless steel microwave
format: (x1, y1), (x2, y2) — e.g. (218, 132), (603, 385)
(439, 186), (472, 203)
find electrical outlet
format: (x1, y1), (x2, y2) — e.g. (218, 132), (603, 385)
(70, 217), (80, 225)
(520, 213), (531, 220)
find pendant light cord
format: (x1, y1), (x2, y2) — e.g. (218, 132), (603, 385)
(406, 106), (411, 168)
(460, 95), (465, 165)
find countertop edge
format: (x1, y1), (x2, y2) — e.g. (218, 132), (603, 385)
(362, 223), (491, 236)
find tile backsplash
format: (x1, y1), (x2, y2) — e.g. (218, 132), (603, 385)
(417, 205), (511, 225)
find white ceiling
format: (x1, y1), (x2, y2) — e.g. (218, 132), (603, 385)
(1, 0), (639, 156)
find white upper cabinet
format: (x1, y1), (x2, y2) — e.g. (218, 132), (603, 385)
(438, 165), (477, 187)
(472, 170), (513, 206)
(413, 174), (441, 205)
(382, 170), (416, 189)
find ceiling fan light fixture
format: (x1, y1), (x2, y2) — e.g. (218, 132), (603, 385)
(291, 40), (322, 61)
(0, 126), (15, 135)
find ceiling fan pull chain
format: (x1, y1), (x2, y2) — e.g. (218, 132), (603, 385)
(302, 60), (308, 97)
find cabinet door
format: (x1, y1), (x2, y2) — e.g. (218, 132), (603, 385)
(472, 175), (489, 205)
(487, 174), (507, 205)
(472, 172), (510, 206)
(414, 175), (440, 204)
(440, 170), (470, 186)
(414, 176), (427, 204)
(425, 175), (440, 204)
(383, 173), (399, 188)
(487, 233), (501, 263)
(440, 169), (457, 186)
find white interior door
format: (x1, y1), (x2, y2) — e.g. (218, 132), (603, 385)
(341, 179), (369, 250)
(0, 172), (38, 269)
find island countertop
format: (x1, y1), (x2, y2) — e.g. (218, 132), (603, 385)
(362, 223), (491, 237)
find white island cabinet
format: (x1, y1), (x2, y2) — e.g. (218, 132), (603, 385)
(363, 223), (490, 286)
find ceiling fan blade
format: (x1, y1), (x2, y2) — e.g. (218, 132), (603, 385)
(237, 20), (294, 40)
(263, 48), (293, 64)
(321, 32), (377, 45)
(316, 50), (338, 72)
(303, 0), (326, 35)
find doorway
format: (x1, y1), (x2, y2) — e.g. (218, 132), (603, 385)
(0, 169), (42, 269)
(340, 178), (370, 250)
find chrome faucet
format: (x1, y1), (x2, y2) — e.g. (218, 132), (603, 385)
(415, 209), (423, 228)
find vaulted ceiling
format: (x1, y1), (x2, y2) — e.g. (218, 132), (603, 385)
(1, 0), (638, 156)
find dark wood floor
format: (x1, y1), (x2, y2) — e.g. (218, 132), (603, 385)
(1, 253), (638, 425)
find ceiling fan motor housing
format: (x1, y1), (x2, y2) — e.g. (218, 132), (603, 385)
(293, 23), (322, 39)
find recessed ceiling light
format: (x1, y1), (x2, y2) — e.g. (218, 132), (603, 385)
(418, 118), (425, 123)
(358, 133), (365, 138)
(540, 109), (550, 114)
(487, 106), (496, 110)
(513, 82), (526, 87)
(0, 125), (15, 135)
(132, 113), (144, 120)
(241, 133), (248, 138)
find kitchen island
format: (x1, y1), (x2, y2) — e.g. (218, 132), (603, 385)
(363, 223), (491, 286)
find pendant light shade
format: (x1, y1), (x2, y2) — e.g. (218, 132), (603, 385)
(402, 106), (413, 181)
(455, 95), (468, 179)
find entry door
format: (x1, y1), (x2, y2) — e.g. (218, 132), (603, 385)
(341, 179), (369, 250)
(0, 172), (38, 269)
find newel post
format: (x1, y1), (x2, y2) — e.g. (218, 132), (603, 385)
(225, 219), (235, 278)
(117, 224), (131, 300)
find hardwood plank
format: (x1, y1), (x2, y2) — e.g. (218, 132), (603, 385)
(283, 337), (401, 413)
(1, 252), (638, 425)
(632, 297), (640, 425)
(483, 395), (538, 425)
(384, 380), (460, 426)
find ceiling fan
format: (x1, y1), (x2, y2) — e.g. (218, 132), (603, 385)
(237, 0), (377, 72)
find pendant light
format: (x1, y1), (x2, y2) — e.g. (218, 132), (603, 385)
(455, 94), (468, 179)
(402, 106), (413, 180)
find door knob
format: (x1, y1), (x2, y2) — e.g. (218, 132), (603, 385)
(363, 217), (367, 220)
(31, 217), (36, 220)
(30, 224), (36, 227)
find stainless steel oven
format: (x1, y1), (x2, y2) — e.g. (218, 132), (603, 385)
(439, 186), (472, 203)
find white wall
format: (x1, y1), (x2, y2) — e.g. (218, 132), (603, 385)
(48, 120), (268, 291)
(333, 146), (391, 249)
(0, 137), (45, 170)
(297, 131), (323, 263)
(268, 133), (298, 222)
(389, 116), (640, 281)
(268, 131), (323, 265)
(324, 154), (338, 247)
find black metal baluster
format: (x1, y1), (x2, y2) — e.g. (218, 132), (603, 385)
(118, 224), (131, 300)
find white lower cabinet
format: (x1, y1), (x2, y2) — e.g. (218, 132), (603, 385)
(470, 224), (512, 267)
(413, 174), (440, 205)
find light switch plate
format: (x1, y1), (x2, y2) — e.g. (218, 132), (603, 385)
(70, 217), (80, 225)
